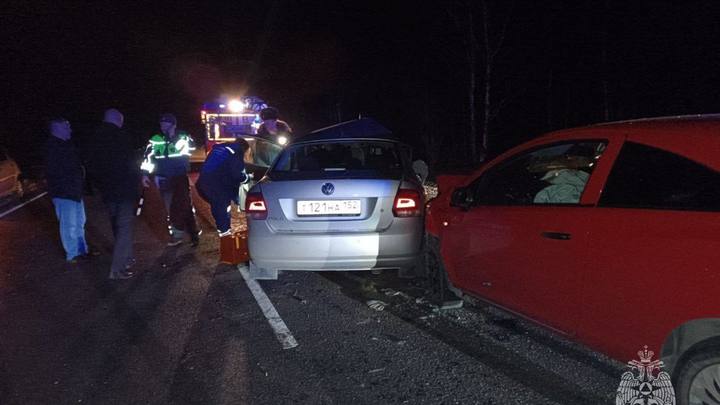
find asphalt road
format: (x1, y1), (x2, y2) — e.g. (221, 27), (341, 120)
(0, 182), (625, 404)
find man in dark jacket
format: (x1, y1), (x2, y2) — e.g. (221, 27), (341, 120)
(83, 109), (140, 280)
(140, 113), (200, 246)
(196, 138), (249, 237)
(45, 117), (90, 263)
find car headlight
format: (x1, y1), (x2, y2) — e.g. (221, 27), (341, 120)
(277, 135), (288, 145)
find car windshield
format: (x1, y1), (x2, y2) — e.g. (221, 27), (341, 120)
(269, 140), (403, 180)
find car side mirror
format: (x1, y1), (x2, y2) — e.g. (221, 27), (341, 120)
(450, 187), (473, 210)
(412, 159), (428, 185)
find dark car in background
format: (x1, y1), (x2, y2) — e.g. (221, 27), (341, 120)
(425, 115), (720, 405)
(0, 148), (23, 199)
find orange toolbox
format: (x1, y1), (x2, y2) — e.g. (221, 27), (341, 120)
(219, 230), (249, 264)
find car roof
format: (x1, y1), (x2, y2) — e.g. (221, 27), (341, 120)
(508, 113), (720, 171)
(547, 113), (720, 137)
(592, 113), (720, 128)
(292, 118), (399, 144)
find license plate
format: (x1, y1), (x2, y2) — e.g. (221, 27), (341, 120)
(297, 200), (361, 216)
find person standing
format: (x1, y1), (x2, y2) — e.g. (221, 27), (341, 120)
(255, 106), (291, 168)
(195, 138), (250, 237)
(140, 113), (200, 246)
(84, 109), (140, 280)
(45, 118), (91, 263)
(256, 106), (292, 145)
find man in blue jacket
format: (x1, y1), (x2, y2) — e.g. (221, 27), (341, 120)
(45, 117), (91, 263)
(196, 138), (250, 237)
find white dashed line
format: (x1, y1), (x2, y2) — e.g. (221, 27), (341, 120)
(238, 265), (299, 350)
(0, 192), (47, 219)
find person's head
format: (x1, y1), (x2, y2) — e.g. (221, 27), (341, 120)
(236, 137), (250, 153)
(49, 118), (72, 141)
(159, 113), (177, 135)
(260, 107), (279, 122)
(103, 108), (124, 128)
(238, 138), (254, 163)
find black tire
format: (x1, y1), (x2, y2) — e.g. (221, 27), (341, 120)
(424, 234), (462, 303)
(674, 347), (720, 405)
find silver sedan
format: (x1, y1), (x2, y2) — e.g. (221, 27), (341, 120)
(245, 118), (426, 280)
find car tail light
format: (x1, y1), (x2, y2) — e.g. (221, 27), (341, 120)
(245, 192), (268, 220)
(393, 188), (422, 217)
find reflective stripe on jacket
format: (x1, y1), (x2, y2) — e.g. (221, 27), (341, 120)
(141, 131), (195, 177)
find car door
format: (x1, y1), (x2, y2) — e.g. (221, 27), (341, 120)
(578, 140), (720, 360)
(443, 139), (611, 334)
(239, 136), (284, 209)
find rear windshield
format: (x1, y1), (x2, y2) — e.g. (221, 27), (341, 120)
(268, 140), (404, 180)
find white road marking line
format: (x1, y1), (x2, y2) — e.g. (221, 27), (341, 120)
(0, 192), (48, 219)
(238, 265), (299, 350)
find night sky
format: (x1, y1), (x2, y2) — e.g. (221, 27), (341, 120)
(3, 0), (720, 168)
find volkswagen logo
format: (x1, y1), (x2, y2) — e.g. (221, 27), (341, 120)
(321, 183), (335, 195)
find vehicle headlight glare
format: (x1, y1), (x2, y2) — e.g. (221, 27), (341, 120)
(228, 99), (244, 112)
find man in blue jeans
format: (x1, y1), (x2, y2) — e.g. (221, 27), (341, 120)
(45, 117), (93, 263)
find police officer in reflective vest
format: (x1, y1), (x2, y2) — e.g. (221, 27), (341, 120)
(196, 138), (250, 238)
(141, 113), (200, 246)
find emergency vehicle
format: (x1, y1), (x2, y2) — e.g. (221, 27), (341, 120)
(200, 96), (267, 155)
(200, 97), (285, 205)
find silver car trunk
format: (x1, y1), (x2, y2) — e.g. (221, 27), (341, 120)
(259, 179), (400, 234)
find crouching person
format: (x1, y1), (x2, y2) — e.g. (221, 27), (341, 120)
(196, 138), (250, 239)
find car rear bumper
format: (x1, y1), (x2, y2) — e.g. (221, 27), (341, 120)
(248, 219), (422, 273)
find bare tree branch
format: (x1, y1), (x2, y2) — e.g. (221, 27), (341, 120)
(490, 0), (514, 61)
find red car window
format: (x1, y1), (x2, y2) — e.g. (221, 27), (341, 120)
(599, 142), (720, 212)
(469, 141), (607, 206)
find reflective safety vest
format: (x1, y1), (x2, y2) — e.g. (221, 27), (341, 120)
(140, 131), (195, 177)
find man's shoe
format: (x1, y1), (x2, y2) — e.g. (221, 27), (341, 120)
(109, 270), (135, 280)
(78, 250), (101, 261)
(166, 238), (183, 247)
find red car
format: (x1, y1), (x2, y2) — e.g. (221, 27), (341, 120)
(425, 115), (720, 404)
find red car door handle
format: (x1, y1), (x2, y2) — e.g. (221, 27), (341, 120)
(541, 232), (572, 240)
